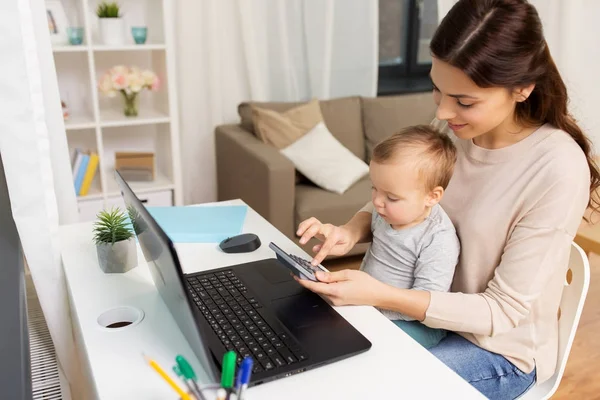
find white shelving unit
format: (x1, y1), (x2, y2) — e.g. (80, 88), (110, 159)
(52, 0), (183, 221)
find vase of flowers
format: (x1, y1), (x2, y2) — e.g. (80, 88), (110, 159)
(98, 65), (160, 117)
(96, 2), (124, 46)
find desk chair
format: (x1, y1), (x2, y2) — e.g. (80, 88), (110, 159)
(520, 242), (590, 399)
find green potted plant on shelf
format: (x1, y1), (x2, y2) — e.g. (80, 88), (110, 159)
(96, 1), (124, 46)
(93, 207), (137, 273)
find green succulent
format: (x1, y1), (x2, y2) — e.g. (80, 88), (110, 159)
(96, 2), (121, 18)
(93, 207), (133, 245)
(126, 204), (145, 234)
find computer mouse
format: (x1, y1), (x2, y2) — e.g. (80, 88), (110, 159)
(219, 233), (261, 253)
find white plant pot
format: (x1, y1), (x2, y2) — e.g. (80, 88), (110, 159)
(96, 238), (137, 273)
(99, 18), (125, 46)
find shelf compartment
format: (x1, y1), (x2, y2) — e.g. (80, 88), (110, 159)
(88, 0), (166, 47)
(94, 51), (170, 119)
(54, 52), (94, 126)
(101, 125), (175, 197)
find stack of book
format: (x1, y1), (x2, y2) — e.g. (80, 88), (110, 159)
(72, 149), (99, 196)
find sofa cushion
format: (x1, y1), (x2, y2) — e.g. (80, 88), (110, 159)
(251, 99), (324, 149)
(239, 101), (301, 133)
(294, 176), (372, 229)
(239, 96), (365, 160)
(281, 122), (369, 194)
(362, 93), (436, 161)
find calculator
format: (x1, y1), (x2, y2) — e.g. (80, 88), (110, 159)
(269, 242), (327, 282)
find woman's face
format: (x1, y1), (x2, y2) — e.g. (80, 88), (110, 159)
(430, 57), (519, 140)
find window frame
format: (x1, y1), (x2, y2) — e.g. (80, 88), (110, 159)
(377, 0), (434, 96)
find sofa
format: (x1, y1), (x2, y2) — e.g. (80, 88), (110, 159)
(215, 93), (436, 257)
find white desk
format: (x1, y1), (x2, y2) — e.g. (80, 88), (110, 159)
(61, 200), (483, 400)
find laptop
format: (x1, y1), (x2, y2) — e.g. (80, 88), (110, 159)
(116, 171), (372, 386)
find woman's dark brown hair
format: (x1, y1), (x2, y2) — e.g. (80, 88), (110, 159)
(430, 0), (600, 214)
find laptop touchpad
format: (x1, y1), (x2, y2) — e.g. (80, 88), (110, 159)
(272, 293), (333, 330)
(257, 262), (294, 284)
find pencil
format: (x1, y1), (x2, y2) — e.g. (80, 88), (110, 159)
(143, 354), (192, 400)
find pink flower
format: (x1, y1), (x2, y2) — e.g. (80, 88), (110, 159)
(98, 73), (116, 97)
(98, 65), (159, 97)
(151, 76), (160, 91)
(111, 73), (128, 90)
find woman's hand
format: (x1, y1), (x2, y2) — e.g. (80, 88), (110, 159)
(294, 269), (385, 306)
(296, 217), (359, 265)
(296, 269), (432, 320)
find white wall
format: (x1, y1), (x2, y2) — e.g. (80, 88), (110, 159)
(534, 0), (600, 150)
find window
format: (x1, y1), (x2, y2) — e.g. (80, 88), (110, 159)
(378, 0), (439, 95)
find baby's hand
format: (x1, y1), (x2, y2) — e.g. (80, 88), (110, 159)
(296, 218), (356, 265)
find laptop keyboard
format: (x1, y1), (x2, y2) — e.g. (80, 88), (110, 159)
(186, 269), (308, 374)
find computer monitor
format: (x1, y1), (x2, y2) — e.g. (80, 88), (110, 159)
(0, 154), (32, 399)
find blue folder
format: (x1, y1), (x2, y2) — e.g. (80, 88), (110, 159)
(146, 205), (248, 243)
(74, 153), (89, 195)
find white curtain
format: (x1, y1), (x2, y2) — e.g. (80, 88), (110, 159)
(531, 0), (600, 149)
(175, 0), (378, 204)
(1, 0), (82, 398)
(437, 0), (457, 24)
(437, 0), (600, 149)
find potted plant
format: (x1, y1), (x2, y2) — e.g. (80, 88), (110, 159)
(127, 204), (163, 261)
(93, 207), (137, 273)
(96, 1), (124, 46)
(98, 65), (160, 117)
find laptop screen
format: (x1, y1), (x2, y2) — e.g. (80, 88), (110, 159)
(115, 170), (218, 383)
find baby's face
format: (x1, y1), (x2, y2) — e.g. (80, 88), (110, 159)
(369, 160), (434, 230)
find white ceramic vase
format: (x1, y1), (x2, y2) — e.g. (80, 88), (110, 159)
(99, 18), (125, 46)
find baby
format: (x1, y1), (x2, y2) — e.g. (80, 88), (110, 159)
(360, 124), (460, 348)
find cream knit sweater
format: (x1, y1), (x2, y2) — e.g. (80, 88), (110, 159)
(362, 122), (589, 383)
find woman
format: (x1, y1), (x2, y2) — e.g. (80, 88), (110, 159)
(294, 0), (600, 399)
